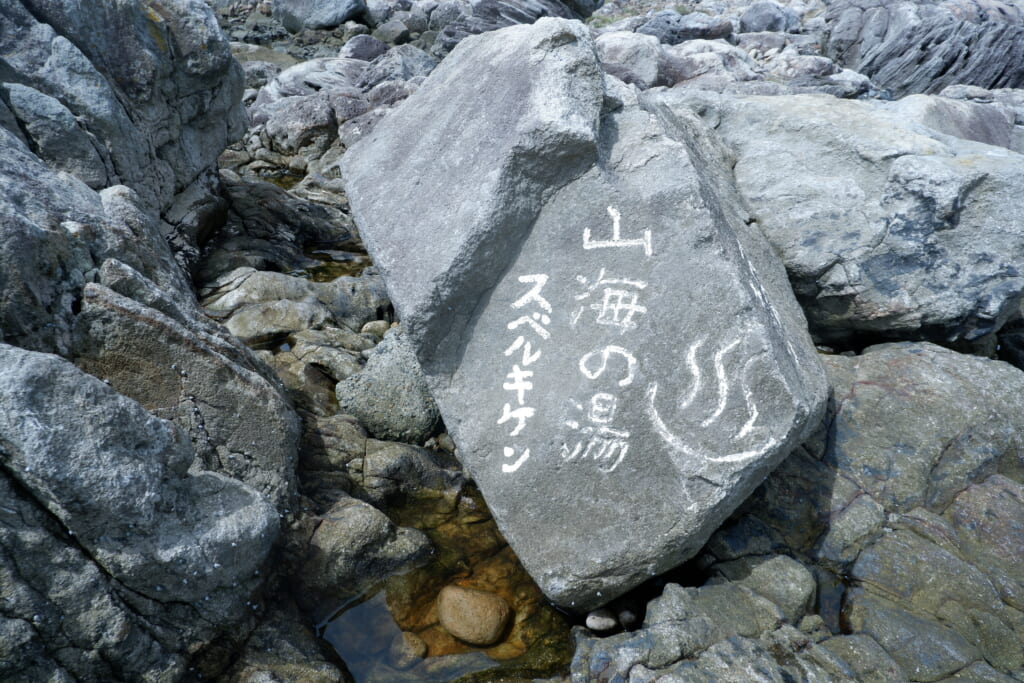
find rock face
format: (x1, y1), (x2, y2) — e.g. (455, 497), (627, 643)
(0, 0), (246, 262)
(662, 90), (1024, 346)
(343, 19), (829, 610)
(573, 342), (1024, 680)
(0, 344), (277, 680)
(825, 0), (1024, 96)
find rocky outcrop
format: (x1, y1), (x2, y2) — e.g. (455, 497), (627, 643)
(659, 89), (1024, 347)
(825, 0), (1024, 96)
(343, 18), (829, 610)
(573, 342), (1024, 680)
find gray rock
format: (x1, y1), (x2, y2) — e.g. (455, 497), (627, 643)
(374, 17), (412, 43)
(273, 0), (367, 32)
(0, 344), (276, 679)
(252, 57), (368, 113)
(708, 555), (816, 624)
(595, 31), (663, 89)
(739, 1), (800, 33)
(659, 39), (761, 88)
(637, 10), (733, 45)
(357, 43), (439, 89)
(72, 282), (301, 505)
(340, 33), (391, 60)
(668, 90), (1024, 346)
(335, 328), (442, 443)
(301, 496), (432, 609)
(825, 0), (1024, 96)
(431, 0), (577, 56)
(0, 0), (245, 233)
(342, 18), (828, 610)
(2, 83), (107, 189)
(262, 93), (338, 155)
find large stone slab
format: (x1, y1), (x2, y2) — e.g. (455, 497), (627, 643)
(342, 18), (828, 610)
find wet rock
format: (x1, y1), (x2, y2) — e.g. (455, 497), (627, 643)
(273, 0), (367, 32)
(637, 10), (733, 45)
(595, 31), (663, 89)
(225, 298), (335, 342)
(740, 1), (800, 33)
(825, 0), (1024, 97)
(818, 634), (904, 682)
(665, 90), (1024, 345)
(335, 328), (442, 443)
(224, 596), (346, 683)
(302, 496), (432, 610)
(389, 631), (428, 669)
(343, 18), (827, 610)
(437, 585), (512, 646)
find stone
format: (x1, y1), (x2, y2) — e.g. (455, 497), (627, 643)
(636, 10), (733, 45)
(389, 631), (428, 669)
(335, 328), (442, 443)
(437, 585), (513, 646)
(595, 31), (663, 90)
(825, 0), (1024, 97)
(342, 18), (828, 609)
(659, 39), (761, 88)
(273, 0), (367, 32)
(0, 344), (277, 677)
(0, 0), (246, 254)
(374, 17), (412, 44)
(585, 608), (618, 632)
(431, 0), (577, 56)
(261, 93), (337, 154)
(340, 33), (390, 60)
(357, 43), (439, 90)
(667, 90), (1024, 346)
(2, 83), (107, 189)
(708, 554), (816, 624)
(739, 1), (800, 33)
(302, 496), (432, 609)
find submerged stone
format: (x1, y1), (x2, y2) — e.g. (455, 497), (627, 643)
(342, 18), (828, 610)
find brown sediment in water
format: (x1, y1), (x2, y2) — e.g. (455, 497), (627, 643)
(323, 485), (574, 682)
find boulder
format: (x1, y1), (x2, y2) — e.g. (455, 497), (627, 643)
(636, 10), (733, 45)
(335, 328), (443, 444)
(595, 31), (664, 90)
(0, 344), (277, 680)
(273, 0), (367, 32)
(342, 18), (828, 610)
(430, 0), (578, 56)
(340, 33), (390, 60)
(739, 1), (800, 33)
(662, 90), (1024, 346)
(825, 0), (1024, 96)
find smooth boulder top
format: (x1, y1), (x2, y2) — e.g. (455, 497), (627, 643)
(342, 18), (828, 610)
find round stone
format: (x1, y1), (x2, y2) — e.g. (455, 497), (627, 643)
(437, 584), (512, 646)
(585, 607), (618, 632)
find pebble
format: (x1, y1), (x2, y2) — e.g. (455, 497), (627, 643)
(585, 607), (618, 632)
(437, 584), (512, 646)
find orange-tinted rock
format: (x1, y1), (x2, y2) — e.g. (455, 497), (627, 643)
(437, 585), (512, 646)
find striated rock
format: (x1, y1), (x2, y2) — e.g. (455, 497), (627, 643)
(664, 90), (1024, 346)
(335, 328), (442, 444)
(437, 585), (513, 646)
(825, 0), (1024, 96)
(343, 18), (828, 609)
(430, 0), (579, 56)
